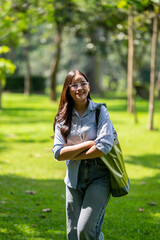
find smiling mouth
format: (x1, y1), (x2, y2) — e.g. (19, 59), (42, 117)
(76, 91), (84, 95)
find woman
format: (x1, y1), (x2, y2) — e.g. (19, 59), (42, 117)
(53, 69), (115, 240)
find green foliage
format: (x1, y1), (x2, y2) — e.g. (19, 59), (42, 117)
(0, 0), (158, 96)
(151, 0), (160, 4)
(117, 0), (152, 10)
(0, 93), (160, 239)
(0, 46), (10, 54)
(0, 46), (16, 86)
(0, 1), (19, 46)
(0, 0), (46, 47)
(72, 0), (127, 57)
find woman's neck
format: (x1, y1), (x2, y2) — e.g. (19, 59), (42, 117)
(74, 99), (89, 116)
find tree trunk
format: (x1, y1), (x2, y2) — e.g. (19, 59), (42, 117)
(157, 72), (160, 100)
(95, 56), (104, 97)
(50, 27), (62, 101)
(0, 80), (2, 110)
(24, 45), (32, 95)
(148, 12), (158, 130)
(85, 55), (96, 93)
(127, 8), (134, 113)
(86, 55), (104, 96)
(23, 31), (32, 95)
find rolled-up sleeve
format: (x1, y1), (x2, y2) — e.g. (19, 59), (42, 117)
(95, 105), (115, 155)
(52, 123), (65, 159)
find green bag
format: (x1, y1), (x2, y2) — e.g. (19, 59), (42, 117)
(96, 104), (130, 197)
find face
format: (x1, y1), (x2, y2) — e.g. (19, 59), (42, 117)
(69, 73), (90, 104)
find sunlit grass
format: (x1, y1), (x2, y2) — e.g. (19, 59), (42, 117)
(0, 92), (160, 240)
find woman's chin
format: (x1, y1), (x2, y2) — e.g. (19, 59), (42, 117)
(76, 95), (86, 100)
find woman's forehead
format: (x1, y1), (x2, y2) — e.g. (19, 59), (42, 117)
(72, 73), (86, 83)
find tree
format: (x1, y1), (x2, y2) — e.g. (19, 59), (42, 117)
(0, 0), (45, 95)
(0, 46), (16, 110)
(148, 0), (159, 130)
(41, 0), (78, 101)
(72, 0), (127, 96)
(127, 6), (135, 113)
(157, 71), (160, 99)
(50, 23), (63, 101)
(11, 0), (44, 95)
(117, 0), (154, 121)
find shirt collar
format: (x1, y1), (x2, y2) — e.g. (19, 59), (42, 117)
(72, 99), (94, 117)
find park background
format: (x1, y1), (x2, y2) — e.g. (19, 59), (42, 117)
(0, 0), (160, 239)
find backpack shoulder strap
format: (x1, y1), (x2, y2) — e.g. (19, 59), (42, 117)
(95, 103), (107, 125)
(96, 103), (118, 144)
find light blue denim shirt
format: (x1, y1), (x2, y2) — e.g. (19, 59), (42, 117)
(53, 100), (115, 189)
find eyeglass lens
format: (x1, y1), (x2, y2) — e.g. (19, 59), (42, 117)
(70, 82), (88, 90)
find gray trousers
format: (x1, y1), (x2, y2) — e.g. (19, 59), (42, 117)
(66, 159), (111, 240)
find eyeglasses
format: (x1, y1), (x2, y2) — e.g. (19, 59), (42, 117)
(69, 82), (89, 90)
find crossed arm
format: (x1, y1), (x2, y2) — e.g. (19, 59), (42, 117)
(57, 140), (104, 161)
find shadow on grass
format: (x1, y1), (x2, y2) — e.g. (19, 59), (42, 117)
(0, 133), (51, 144)
(103, 154), (160, 240)
(0, 174), (66, 240)
(104, 171), (160, 239)
(125, 154), (160, 169)
(0, 157), (160, 239)
(0, 144), (8, 154)
(101, 152), (160, 239)
(0, 108), (55, 125)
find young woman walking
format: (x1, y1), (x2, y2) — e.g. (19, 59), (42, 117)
(53, 69), (115, 240)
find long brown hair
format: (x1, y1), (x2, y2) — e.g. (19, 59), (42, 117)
(53, 69), (91, 142)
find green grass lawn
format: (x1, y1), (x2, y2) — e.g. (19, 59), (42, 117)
(0, 93), (160, 240)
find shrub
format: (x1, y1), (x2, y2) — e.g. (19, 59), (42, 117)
(5, 75), (46, 93)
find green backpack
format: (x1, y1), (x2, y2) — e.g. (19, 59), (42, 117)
(96, 104), (130, 197)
